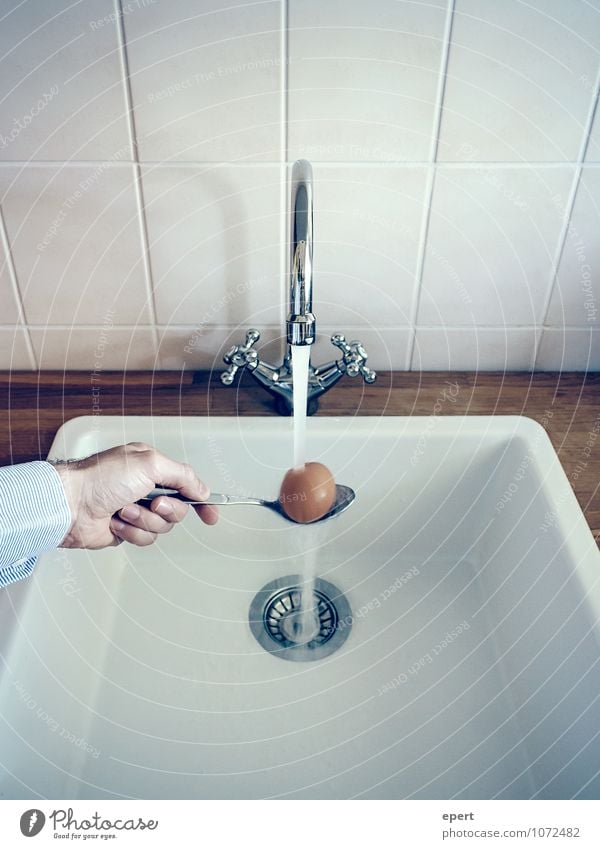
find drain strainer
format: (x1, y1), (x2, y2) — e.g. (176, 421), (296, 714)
(249, 575), (352, 662)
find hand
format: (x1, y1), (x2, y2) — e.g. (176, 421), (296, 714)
(53, 442), (218, 549)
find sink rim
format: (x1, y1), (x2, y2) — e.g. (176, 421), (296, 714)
(48, 413), (600, 565)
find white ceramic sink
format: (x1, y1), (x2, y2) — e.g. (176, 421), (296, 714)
(1, 415), (599, 800)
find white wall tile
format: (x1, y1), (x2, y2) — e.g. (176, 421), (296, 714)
(287, 0), (448, 162)
(0, 1), (130, 161)
(30, 327), (156, 370)
(123, 0), (283, 162)
(310, 166), (427, 327)
(0, 5), (598, 376)
(314, 327), (412, 372)
(0, 233), (20, 323)
(585, 107), (600, 161)
(0, 164), (150, 325)
(418, 167), (574, 326)
(156, 325), (283, 370)
(141, 165), (281, 326)
(413, 327), (539, 370)
(438, 0), (600, 162)
(0, 327), (32, 369)
(547, 168), (600, 326)
(536, 327), (600, 371)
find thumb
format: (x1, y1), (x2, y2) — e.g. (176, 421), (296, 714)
(149, 452), (210, 502)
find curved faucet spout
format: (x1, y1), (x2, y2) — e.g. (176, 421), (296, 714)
(287, 159), (316, 346)
(219, 158), (377, 414)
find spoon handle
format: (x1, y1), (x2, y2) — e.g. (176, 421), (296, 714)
(140, 488), (263, 507)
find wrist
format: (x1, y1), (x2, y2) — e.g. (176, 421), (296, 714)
(50, 460), (84, 548)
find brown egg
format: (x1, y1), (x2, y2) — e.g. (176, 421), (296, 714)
(279, 462), (336, 523)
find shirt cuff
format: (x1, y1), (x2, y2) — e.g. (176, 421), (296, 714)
(0, 461), (72, 588)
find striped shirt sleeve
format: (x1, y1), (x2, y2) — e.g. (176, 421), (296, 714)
(0, 461), (72, 589)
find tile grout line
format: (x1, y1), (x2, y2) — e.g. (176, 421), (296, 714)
(408, 164), (436, 367)
(283, 0), (290, 164)
(0, 160), (596, 169)
(407, 0), (456, 371)
(6, 323), (595, 331)
(114, 0), (160, 361)
(0, 204), (37, 369)
(533, 166), (582, 367)
(427, 0), (456, 167)
(534, 71), (600, 369)
(278, 0), (289, 358)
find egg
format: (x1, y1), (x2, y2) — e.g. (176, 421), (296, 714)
(279, 462), (336, 523)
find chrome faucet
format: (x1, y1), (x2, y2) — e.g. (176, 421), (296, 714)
(220, 159), (376, 415)
(287, 158), (316, 348)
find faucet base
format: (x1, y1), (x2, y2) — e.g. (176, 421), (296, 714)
(219, 328), (376, 416)
(275, 394), (320, 417)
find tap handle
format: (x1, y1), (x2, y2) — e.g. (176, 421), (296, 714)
(331, 333), (377, 384)
(220, 329), (260, 385)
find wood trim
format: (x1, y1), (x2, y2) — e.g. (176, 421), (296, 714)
(1, 370), (598, 544)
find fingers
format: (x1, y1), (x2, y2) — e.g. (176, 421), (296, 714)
(137, 451), (218, 525)
(124, 444), (217, 525)
(150, 496), (190, 524)
(110, 518), (157, 547)
(143, 449), (210, 503)
(117, 498), (189, 534)
(111, 496), (219, 549)
(194, 503), (219, 525)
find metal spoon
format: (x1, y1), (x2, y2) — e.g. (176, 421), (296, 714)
(139, 484), (355, 524)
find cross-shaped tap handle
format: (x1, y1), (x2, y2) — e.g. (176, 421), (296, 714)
(221, 329), (260, 385)
(331, 333), (377, 384)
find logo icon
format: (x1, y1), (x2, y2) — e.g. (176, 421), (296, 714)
(19, 810), (45, 837)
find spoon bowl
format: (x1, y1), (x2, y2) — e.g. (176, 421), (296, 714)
(140, 484), (355, 524)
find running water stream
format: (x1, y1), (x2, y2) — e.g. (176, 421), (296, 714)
(291, 345), (310, 471)
(290, 344), (318, 644)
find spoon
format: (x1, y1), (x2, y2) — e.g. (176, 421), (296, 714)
(139, 484), (355, 524)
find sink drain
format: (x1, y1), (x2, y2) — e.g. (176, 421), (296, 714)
(249, 575), (352, 662)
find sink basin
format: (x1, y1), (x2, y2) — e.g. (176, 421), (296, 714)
(1, 415), (599, 799)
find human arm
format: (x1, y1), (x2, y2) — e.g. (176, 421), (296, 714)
(0, 443), (218, 588)
(54, 442), (218, 549)
(0, 460), (71, 587)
